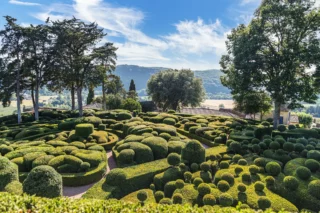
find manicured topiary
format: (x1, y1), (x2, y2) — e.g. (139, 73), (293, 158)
(258, 196), (271, 210)
(159, 133), (171, 141)
(252, 144), (261, 153)
(259, 142), (268, 150)
(283, 176), (299, 190)
(79, 162), (90, 172)
(198, 183), (211, 196)
(241, 172), (251, 182)
(203, 194), (216, 206)
(265, 176), (275, 188)
(105, 168), (127, 186)
(163, 118), (176, 126)
(306, 144), (315, 151)
(141, 137), (168, 160)
(283, 142), (295, 152)
(118, 149), (135, 165)
(175, 179), (185, 189)
(167, 153), (181, 166)
(238, 159), (247, 166)
(75, 124), (94, 138)
(179, 163), (187, 172)
(193, 177), (203, 187)
(307, 150), (320, 161)
(295, 166), (311, 180)
(4, 180), (22, 195)
(232, 154), (242, 163)
(154, 191), (165, 203)
(254, 158), (266, 167)
(159, 198), (172, 205)
(191, 163), (199, 172)
(249, 165), (260, 175)
(150, 183), (155, 191)
(270, 141), (280, 150)
(221, 172), (234, 185)
(219, 193), (233, 207)
(181, 140), (205, 164)
(184, 171), (192, 183)
(172, 193), (183, 204)
(294, 143), (305, 153)
(237, 183), (246, 192)
(164, 181), (176, 198)
(137, 190), (148, 204)
(217, 180), (230, 192)
(220, 161), (229, 169)
(261, 121), (270, 127)
(308, 180), (320, 199)
(277, 125), (286, 132)
(98, 124), (106, 131)
(23, 165), (62, 198)
(234, 166), (243, 177)
(254, 181), (265, 191)
(265, 162), (281, 176)
(230, 141), (242, 153)
(0, 157), (19, 191)
(305, 159), (320, 172)
(200, 162), (210, 172)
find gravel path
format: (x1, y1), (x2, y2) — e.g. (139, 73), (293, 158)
(63, 151), (117, 199)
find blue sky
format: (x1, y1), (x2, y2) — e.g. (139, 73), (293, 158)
(0, 0), (262, 70)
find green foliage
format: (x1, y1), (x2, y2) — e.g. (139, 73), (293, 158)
(105, 168), (127, 186)
(181, 140), (205, 164)
(237, 183), (246, 193)
(296, 112), (313, 128)
(121, 98), (142, 112)
(308, 180), (320, 199)
(75, 124), (94, 138)
(217, 180), (230, 192)
(172, 193), (183, 204)
(197, 183), (211, 196)
(23, 165), (62, 198)
(257, 197), (271, 210)
(154, 191), (164, 203)
(283, 176), (299, 191)
(304, 159), (320, 172)
(137, 190), (148, 202)
(167, 153), (181, 166)
(141, 137), (168, 160)
(203, 194), (216, 206)
(254, 181), (265, 191)
(265, 162), (281, 176)
(295, 166), (311, 180)
(0, 157), (19, 191)
(219, 193), (233, 207)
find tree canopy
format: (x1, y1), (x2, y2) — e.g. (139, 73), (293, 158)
(220, 0), (320, 127)
(147, 69), (205, 111)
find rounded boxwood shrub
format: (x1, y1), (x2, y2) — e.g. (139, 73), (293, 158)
(23, 165), (62, 198)
(232, 154), (242, 163)
(184, 171), (192, 183)
(217, 180), (230, 192)
(308, 180), (320, 199)
(181, 140), (205, 164)
(254, 158), (266, 167)
(259, 142), (268, 150)
(277, 125), (286, 132)
(219, 193), (233, 207)
(307, 150), (320, 161)
(0, 157), (19, 191)
(265, 176), (275, 187)
(193, 177), (203, 187)
(221, 172), (234, 185)
(254, 181), (265, 191)
(159, 198), (172, 205)
(141, 137), (168, 160)
(241, 172), (251, 182)
(163, 118), (176, 126)
(155, 191), (164, 203)
(258, 196), (271, 210)
(265, 162), (281, 176)
(270, 141), (280, 150)
(105, 168), (127, 186)
(294, 143), (305, 153)
(98, 124), (106, 131)
(168, 141), (185, 154)
(295, 166), (311, 180)
(234, 166), (243, 176)
(252, 144), (261, 153)
(159, 133), (171, 141)
(150, 183), (155, 191)
(238, 159), (247, 166)
(32, 155), (55, 169)
(237, 183), (246, 192)
(220, 161), (229, 169)
(203, 194), (216, 206)
(175, 179), (185, 189)
(200, 162), (210, 172)
(167, 153), (181, 166)
(198, 183), (211, 196)
(75, 124), (94, 138)
(230, 141), (242, 153)
(305, 159), (320, 172)
(79, 162), (90, 172)
(283, 176), (299, 190)
(249, 165), (260, 175)
(164, 181), (176, 198)
(137, 190), (148, 203)
(118, 149), (135, 165)
(191, 163), (199, 172)
(172, 193), (183, 204)
(4, 180), (22, 195)
(283, 142), (294, 152)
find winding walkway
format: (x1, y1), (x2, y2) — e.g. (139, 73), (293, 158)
(63, 151), (117, 199)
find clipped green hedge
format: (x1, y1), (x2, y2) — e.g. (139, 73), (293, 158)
(177, 129), (217, 147)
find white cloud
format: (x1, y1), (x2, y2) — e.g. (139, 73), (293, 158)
(164, 18), (229, 55)
(240, 0), (260, 5)
(9, 0), (41, 6)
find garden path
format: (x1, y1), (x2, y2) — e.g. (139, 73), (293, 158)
(63, 150), (116, 199)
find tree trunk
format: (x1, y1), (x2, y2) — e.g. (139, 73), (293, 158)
(16, 61), (21, 124)
(34, 80), (39, 121)
(273, 101), (281, 129)
(31, 85), (35, 110)
(102, 80), (106, 110)
(260, 111), (263, 121)
(77, 86), (83, 117)
(71, 85), (75, 111)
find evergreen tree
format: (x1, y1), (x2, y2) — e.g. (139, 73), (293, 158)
(129, 79), (136, 91)
(86, 85), (94, 105)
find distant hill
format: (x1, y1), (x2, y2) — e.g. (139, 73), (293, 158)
(114, 65), (230, 98)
